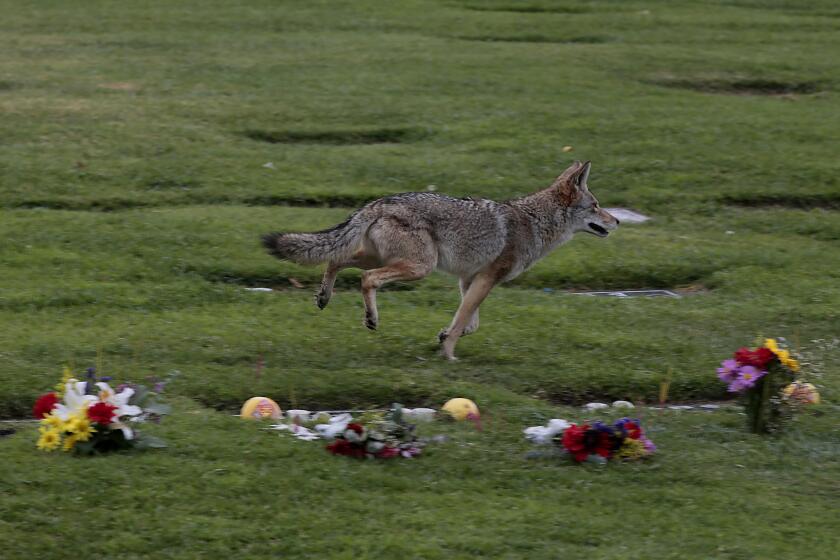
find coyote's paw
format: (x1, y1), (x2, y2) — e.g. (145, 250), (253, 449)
(437, 329), (449, 344)
(462, 322), (479, 336)
(364, 312), (378, 331)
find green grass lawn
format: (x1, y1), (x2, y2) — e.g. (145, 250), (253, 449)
(1, 0), (839, 558)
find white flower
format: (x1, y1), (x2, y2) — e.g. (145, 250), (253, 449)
(110, 421), (134, 440)
(314, 413), (352, 439)
(523, 419), (571, 445)
(53, 380), (97, 421)
(612, 400), (635, 409)
(95, 382), (143, 418)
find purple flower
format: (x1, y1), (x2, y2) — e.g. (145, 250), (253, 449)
(728, 366), (766, 392)
(717, 359), (739, 383)
(642, 437), (657, 454)
(86, 367), (96, 379)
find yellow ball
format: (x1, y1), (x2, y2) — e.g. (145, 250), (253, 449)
(442, 398), (479, 421)
(240, 397), (282, 420)
(783, 383), (820, 405)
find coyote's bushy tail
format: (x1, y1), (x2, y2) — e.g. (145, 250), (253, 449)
(261, 212), (365, 265)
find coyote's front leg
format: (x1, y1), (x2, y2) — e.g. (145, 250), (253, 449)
(438, 277), (479, 343)
(440, 274), (495, 360)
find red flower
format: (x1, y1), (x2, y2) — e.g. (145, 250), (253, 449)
(87, 402), (118, 424)
(346, 423), (365, 435)
(593, 431), (614, 458)
(561, 424), (590, 462)
(622, 421), (642, 440)
(734, 347), (775, 369)
(326, 439), (366, 458)
(376, 447), (401, 459)
(33, 393), (59, 419)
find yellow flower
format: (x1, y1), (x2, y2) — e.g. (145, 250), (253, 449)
(37, 428), (62, 452)
(70, 417), (96, 442)
(62, 434), (79, 452)
(775, 350), (800, 372)
(41, 413), (64, 430)
(616, 438), (647, 461)
(764, 338), (779, 353)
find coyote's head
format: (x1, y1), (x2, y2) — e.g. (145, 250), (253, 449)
(555, 161), (619, 237)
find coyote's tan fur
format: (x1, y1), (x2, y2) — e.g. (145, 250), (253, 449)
(262, 161), (618, 359)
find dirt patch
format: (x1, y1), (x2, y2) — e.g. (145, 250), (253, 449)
(12, 198), (151, 212)
(651, 78), (824, 96)
(242, 194), (374, 208)
(462, 4), (591, 14)
(144, 178), (201, 191)
(458, 34), (610, 44)
(201, 270), (415, 293)
(723, 193), (840, 209)
(243, 127), (424, 145)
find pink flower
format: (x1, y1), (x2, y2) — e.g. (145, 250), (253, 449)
(717, 359), (739, 383)
(728, 366), (765, 392)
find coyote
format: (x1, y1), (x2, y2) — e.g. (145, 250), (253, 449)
(262, 161), (618, 359)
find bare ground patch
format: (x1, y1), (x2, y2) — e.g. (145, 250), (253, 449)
(243, 127), (425, 145)
(457, 34), (610, 44)
(722, 193), (840, 209)
(461, 4), (591, 14)
(650, 77), (825, 96)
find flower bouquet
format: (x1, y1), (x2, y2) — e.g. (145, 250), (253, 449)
(525, 417), (656, 463)
(33, 367), (170, 454)
(717, 338), (804, 434)
(325, 405), (423, 459)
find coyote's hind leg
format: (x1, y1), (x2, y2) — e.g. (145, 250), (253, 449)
(361, 220), (436, 330)
(361, 260), (433, 330)
(316, 253), (380, 310)
(316, 263), (341, 309)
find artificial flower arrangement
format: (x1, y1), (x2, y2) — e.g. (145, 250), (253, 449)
(524, 417), (656, 463)
(325, 405), (423, 459)
(33, 367), (170, 454)
(717, 337), (808, 433)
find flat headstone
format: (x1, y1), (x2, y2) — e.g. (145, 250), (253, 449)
(604, 208), (651, 224)
(573, 289), (681, 299)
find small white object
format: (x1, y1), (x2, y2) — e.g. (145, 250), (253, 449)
(524, 419), (572, 445)
(286, 409), (311, 422)
(699, 404), (720, 410)
(668, 405), (694, 411)
(244, 287), (273, 292)
(267, 423), (321, 441)
(584, 402), (609, 411)
(314, 413), (352, 439)
(426, 184), (437, 191)
(604, 208), (651, 224)
(403, 408), (436, 422)
(262, 162), (276, 169)
(612, 400), (635, 409)
(725, 231), (735, 235)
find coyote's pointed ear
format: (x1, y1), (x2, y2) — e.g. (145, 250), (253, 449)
(575, 161), (591, 190)
(554, 161), (591, 205)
